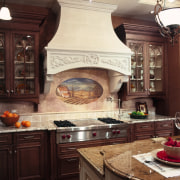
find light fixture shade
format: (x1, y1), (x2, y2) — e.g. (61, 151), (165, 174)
(157, 8), (180, 27)
(0, 7), (12, 20)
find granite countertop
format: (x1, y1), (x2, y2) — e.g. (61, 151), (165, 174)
(121, 114), (175, 123)
(78, 136), (180, 180)
(0, 121), (57, 133)
(0, 114), (175, 133)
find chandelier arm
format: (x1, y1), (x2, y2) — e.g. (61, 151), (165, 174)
(154, 0), (180, 45)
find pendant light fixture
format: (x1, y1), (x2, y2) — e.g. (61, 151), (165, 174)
(154, 0), (180, 45)
(0, 0), (12, 20)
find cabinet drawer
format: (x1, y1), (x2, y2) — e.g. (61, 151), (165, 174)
(15, 131), (44, 144)
(155, 130), (173, 137)
(155, 120), (173, 130)
(134, 132), (154, 140)
(0, 133), (12, 145)
(57, 140), (105, 155)
(134, 122), (154, 132)
(58, 155), (79, 176)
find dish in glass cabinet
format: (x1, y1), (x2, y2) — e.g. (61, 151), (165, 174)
(0, 40), (3, 47)
(151, 149), (180, 166)
(16, 83), (30, 94)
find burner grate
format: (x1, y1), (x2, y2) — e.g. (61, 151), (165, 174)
(97, 118), (124, 124)
(54, 120), (76, 127)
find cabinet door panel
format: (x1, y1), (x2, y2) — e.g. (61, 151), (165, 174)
(0, 32), (8, 97)
(15, 143), (45, 180)
(127, 41), (146, 95)
(13, 33), (36, 97)
(148, 43), (164, 94)
(0, 146), (13, 180)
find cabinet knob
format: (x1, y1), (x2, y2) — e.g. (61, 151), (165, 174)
(9, 150), (12, 155)
(10, 90), (14, 93)
(6, 90), (9, 93)
(14, 150), (17, 154)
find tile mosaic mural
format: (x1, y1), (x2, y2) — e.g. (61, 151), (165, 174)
(56, 78), (103, 105)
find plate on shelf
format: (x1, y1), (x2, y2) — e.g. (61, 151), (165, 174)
(151, 149), (180, 166)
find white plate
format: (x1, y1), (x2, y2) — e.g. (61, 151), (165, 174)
(151, 149), (180, 166)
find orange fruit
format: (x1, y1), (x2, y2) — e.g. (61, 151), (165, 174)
(15, 122), (21, 128)
(13, 113), (18, 118)
(24, 121), (31, 127)
(4, 111), (10, 116)
(21, 120), (26, 126)
(7, 113), (13, 118)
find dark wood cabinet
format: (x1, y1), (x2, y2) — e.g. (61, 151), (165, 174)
(0, 131), (47, 180)
(57, 139), (105, 180)
(0, 30), (39, 109)
(133, 120), (174, 141)
(56, 136), (129, 180)
(115, 23), (167, 100)
(0, 133), (13, 180)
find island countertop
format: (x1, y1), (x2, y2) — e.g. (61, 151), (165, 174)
(78, 136), (180, 180)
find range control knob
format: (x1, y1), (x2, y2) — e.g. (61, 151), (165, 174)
(62, 135), (66, 139)
(116, 130), (120, 134)
(66, 134), (71, 139)
(92, 132), (97, 137)
(112, 130), (116, 134)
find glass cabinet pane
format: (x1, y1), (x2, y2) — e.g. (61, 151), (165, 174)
(0, 32), (6, 95)
(148, 44), (163, 92)
(13, 34), (35, 95)
(128, 42), (144, 93)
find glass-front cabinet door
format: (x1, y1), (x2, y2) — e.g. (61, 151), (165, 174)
(127, 40), (164, 97)
(13, 33), (36, 96)
(148, 43), (163, 94)
(128, 41), (145, 95)
(0, 32), (6, 96)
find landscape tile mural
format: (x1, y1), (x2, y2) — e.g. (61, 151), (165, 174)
(56, 78), (103, 105)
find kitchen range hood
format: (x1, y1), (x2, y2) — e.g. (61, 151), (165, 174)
(44, 0), (132, 93)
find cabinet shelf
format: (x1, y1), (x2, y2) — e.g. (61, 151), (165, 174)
(149, 66), (161, 69)
(14, 60), (34, 64)
(15, 77), (35, 80)
(130, 78), (143, 81)
(150, 78), (162, 81)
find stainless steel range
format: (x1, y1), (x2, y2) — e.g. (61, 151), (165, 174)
(54, 118), (128, 144)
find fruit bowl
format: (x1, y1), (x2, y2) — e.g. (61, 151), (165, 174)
(0, 112), (20, 126)
(162, 138), (180, 159)
(129, 111), (148, 119)
(130, 114), (148, 119)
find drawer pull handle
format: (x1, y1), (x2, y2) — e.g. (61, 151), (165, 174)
(162, 124), (169, 127)
(0, 140), (7, 143)
(23, 136), (35, 139)
(67, 148), (76, 150)
(140, 126), (149, 128)
(67, 158), (78, 162)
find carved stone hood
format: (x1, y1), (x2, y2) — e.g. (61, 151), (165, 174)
(44, 0), (132, 94)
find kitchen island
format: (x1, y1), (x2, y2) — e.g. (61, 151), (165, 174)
(78, 136), (180, 180)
